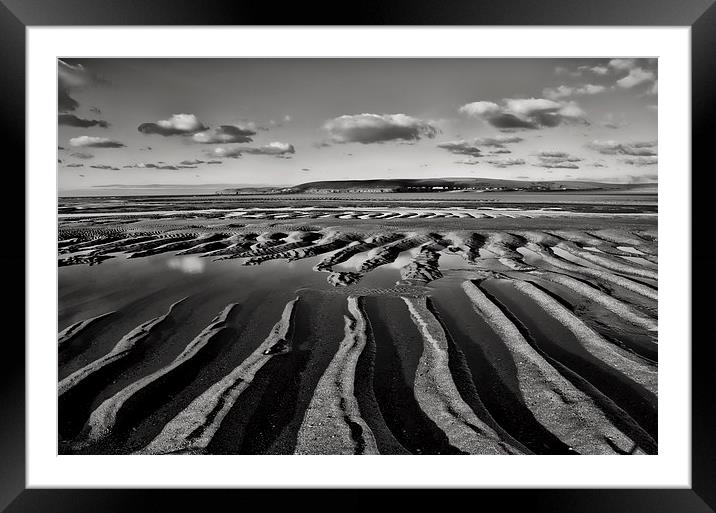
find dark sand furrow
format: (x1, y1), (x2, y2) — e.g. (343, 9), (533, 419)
(74, 303), (240, 448)
(482, 279), (657, 442)
(400, 243), (444, 283)
(556, 242), (658, 280)
(586, 230), (657, 256)
(59, 254), (114, 267)
(58, 311), (117, 350)
(58, 298), (187, 397)
(294, 297), (379, 454)
(244, 235), (352, 266)
(135, 298), (298, 454)
(521, 243), (658, 301)
(77, 234), (157, 255)
(511, 281), (658, 394)
(402, 296), (522, 454)
(461, 281), (641, 454)
(529, 271), (657, 333)
(359, 235), (432, 273)
(313, 233), (404, 271)
(481, 232), (526, 259)
(114, 233), (197, 254)
(59, 233), (128, 254)
(444, 232), (486, 263)
(128, 234), (225, 258)
(544, 230), (638, 256)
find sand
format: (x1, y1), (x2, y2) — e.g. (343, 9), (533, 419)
(58, 195), (658, 455)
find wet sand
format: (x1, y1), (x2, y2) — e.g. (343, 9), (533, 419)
(58, 195), (657, 455)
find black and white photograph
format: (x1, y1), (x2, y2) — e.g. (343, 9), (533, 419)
(56, 57), (658, 456)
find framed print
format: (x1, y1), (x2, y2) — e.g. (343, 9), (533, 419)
(2, 0), (715, 511)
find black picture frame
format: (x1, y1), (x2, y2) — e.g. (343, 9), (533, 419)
(2, 1), (713, 511)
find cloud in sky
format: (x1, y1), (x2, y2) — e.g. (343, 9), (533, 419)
(244, 142), (295, 155)
(58, 113), (109, 128)
(487, 158), (526, 168)
(621, 156), (658, 166)
(616, 67), (656, 89)
(192, 125), (256, 144)
(609, 59), (637, 71)
(437, 140), (483, 157)
(122, 162), (183, 170)
(58, 59), (105, 113)
(209, 141), (295, 158)
(472, 135), (524, 147)
(138, 114), (208, 136)
(535, 150), (582, 168)
(65, 163), (84, 168)
(587, 140), (657, 156)
(69, 136), (125, 148)
(323, 113), (439, 143)
(459, 98), (585, 130)
(70, 151), (94, 159)
(89, 164), (120, 170)
(543, 84), (607, 100)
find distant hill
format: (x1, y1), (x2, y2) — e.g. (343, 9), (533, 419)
(218, 178), (651, 195)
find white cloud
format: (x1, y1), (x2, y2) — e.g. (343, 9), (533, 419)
(543, 84), (606, 100)
(323, 113), (439, 143)
(616, 67), (656, 89)
(609, 58), (637, 71)
(69, 136), (125, 148)
(138, 113), (208, 136)
(459, 97), (586, 130)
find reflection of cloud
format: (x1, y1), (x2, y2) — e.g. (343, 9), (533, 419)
(168, 256), (206, 274)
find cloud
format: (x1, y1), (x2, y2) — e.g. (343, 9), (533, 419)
(621, 156), (658, 166)
(616, 67), (655, 89)
(488, 148), (512, 155)
(138, 114), (207, 136)
(587, 140), (657, 156)
(122, 162), (181, 170)
(487, 158), (526, 168)
(437, 140), (483, 157)
(209, 141), (295, 159)
(58, 59), (105, 113)
(535, 151), (582, 168)
(244, 142), (295, 155)
(58, 113), (109, 128)
(585, 65), (609, 75)
(69, 136), (125, 148)
(543, 83), (607, 100)
(609, 58), (637, 71)
(192, 125), (256, 144)
(206, 160), (222, 164)
(472, 135), (524, 147)
(323, 113), (439, 143)
(535, 161), (580, 169)
(65, 163), (84, 168)
(89, 164), (120, 170)
(70, 151), (94, 159)
(179, 159), (206, 165)
(459, 97), (586, 130)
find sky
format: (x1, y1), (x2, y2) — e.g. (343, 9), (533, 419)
(57, 58), (657, 192)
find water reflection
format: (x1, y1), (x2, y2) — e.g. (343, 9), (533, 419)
(167, 256), (206, 274)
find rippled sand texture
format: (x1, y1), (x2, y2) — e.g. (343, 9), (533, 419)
(59, 208), (657, 455)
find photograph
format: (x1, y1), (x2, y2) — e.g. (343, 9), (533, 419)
(56, 57), (658, 456)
